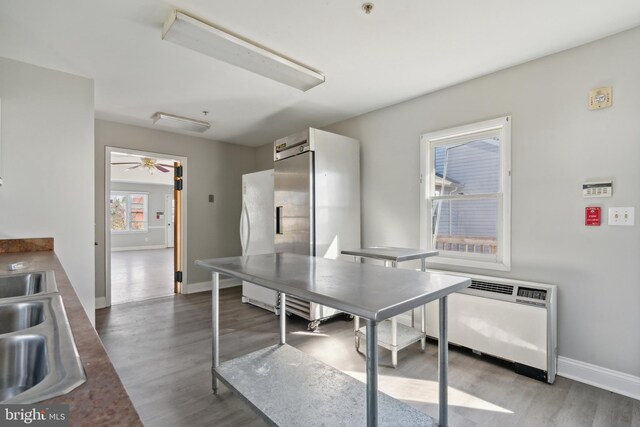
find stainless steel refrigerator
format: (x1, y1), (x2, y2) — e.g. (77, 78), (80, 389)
(240, 169), (278, 313)
(274, 128), (360, 330)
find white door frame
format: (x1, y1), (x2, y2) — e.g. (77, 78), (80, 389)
(104, 146), (188, 307)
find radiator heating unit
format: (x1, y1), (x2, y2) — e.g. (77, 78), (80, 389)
(424, 272), (557, 383)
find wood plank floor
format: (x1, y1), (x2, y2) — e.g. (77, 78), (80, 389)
(110, 249), (174, 305)
(95, 287), (640, 427)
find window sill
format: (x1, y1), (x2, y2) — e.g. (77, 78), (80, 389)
(111, 230), (149, 235)
(425, 256), (510, 272)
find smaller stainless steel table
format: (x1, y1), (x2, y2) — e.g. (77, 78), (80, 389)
(341, 247), (439, 367)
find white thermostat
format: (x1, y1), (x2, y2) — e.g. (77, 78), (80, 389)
(583, 181), (612, 198)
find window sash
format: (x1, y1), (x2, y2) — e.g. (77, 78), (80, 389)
(427, 195), (503, 262)
(111, 192), (148, 233)
(110, 195), (129, 232)
(420, 116), (511, 271)
(430, 192), (500, 201)
(428, 131), (502, 197)
(429, 128), (500, 147)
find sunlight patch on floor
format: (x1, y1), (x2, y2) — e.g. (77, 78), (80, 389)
(291, 331), (330, 337)
(345, 371), (513, 414)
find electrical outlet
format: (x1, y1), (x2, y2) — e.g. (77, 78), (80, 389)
(608, 207), (635, 226)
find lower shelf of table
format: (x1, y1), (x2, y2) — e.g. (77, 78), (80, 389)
(215, 344), (435, 427)
(356, 320), (426, 351)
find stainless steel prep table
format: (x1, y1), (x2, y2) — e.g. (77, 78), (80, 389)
(196, 253), (470, 427)
(341, 247), (439, 367)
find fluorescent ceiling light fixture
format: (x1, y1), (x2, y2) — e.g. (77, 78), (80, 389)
(151, 112), (210, 133)
(162, 10), (325, 91)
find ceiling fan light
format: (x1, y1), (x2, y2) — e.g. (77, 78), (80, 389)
(151, 112), (210, 133)
(162, 10), (325, 91)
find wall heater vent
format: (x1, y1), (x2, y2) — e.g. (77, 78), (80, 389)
(424, 271), (557, 384)
(469, 280), (513, 295)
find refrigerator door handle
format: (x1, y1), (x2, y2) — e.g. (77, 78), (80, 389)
(240, 202), (250, 253)
(275, 206), (283, 235)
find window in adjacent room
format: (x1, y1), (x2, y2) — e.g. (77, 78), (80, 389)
(420, 116), (511, 270)
(110, 192), (148, 232)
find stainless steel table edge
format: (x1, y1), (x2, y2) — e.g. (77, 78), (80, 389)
(195, 258), (468, 322)
(341, 247), (439, 263)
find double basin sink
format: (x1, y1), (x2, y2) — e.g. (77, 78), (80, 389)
(0, 271), (86, 403)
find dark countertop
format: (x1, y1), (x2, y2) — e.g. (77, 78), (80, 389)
(0, 250), (142, 426)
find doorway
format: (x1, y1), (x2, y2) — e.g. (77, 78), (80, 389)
(105, 147), (187, 306)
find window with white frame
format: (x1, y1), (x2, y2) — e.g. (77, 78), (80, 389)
(110, 192), (148, 232)
(420, 116), (511, 270)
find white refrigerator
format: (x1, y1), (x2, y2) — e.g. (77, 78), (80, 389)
(240, 169), (278, 313)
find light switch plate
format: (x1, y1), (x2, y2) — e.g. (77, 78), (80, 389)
(608, 207), (634, 226)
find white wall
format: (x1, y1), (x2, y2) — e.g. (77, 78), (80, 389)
(255, 143), (274, 171)
(324, 27), (640, 379)
(0, 57), (95, 323)
(95, 120), (256, 301)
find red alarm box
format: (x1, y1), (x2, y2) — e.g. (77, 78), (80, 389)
(585, 207), (601, 226)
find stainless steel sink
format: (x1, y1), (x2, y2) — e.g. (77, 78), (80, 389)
(0, 335), (49, 401)
(0, 271), (57, 299)
(0, 302), (45, 334)
(0, 270), (85, 404)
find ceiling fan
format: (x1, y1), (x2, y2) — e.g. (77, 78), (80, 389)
(111, 157), (175, 173)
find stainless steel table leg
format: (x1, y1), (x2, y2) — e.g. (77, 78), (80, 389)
(280, 292), (286, 345)
(354, 315), (361, 350)
(389, 260), (398, 367)
(391, 316), (398, 368)
(211, 272), (219, 394)
(354, 256), (361, 349)
(420, 304), (426, 351)
(438, 296), (448, 427)
(421, 258), (428, 352)
(366, 319), (379, 427)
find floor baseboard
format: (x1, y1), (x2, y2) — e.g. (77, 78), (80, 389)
(557, 356), (640, 400)
(111, 245), (167, 252)
(95, 296), (107, 309)
(96, 279), (241, 307)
